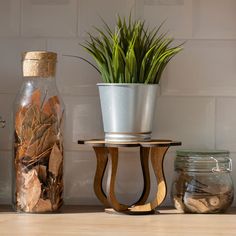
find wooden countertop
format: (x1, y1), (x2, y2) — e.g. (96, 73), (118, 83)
(0, 205), (235, 236)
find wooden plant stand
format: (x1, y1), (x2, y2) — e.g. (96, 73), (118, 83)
(78, 139), (181, 214)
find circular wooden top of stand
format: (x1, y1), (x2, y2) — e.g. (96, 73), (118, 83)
(78, 139), (182, 147)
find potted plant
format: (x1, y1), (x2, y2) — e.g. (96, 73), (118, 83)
(80, 16), (183, 142)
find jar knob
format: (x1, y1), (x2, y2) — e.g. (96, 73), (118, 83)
(0, 116), (6, 128)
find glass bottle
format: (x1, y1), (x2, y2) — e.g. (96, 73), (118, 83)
(13, 51), (65, 213)
(171, 149), (234, 213)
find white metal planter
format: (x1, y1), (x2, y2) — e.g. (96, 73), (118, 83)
(98, 83), (159, 142)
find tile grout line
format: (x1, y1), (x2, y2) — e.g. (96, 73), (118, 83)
(19, 0), (22, 37)
(76, 0), (79, 37)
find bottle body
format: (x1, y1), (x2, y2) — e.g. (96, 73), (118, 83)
(13, 52), (64, 213)
(171, 150), (234, 213)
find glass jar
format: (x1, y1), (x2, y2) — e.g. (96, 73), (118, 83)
(13, 51), (65, 213)
(171, 149), (234, 213)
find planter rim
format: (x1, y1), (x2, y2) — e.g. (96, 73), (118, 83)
(97, 83), (159, 87)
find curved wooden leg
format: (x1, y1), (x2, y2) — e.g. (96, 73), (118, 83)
(150, 146), (169, 207)
(134, 147), (150, 205)
(128, 146), (169, 213)
(107, 147), (129, 212)
(93, 147), (110, 208)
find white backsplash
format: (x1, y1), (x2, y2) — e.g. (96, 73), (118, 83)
(0, 0), (236, 206)
(21, 0), (78, 37)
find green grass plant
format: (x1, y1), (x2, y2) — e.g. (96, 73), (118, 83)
(81, 15), (183, 84)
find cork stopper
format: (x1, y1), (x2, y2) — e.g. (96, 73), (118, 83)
(22, 51), (57, 78)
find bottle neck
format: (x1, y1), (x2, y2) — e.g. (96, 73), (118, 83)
(23, 76), (56, 84)
(21, 76), (58, 94)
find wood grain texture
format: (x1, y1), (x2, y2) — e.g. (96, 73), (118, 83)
(92, 146), (154, 212)
(107, 147), (129, 212)
(78, 139), (182, 148)
(135, 147), (150, 205)
(93, 147), (110, 208)
(0, 205), (235, 236)
(128, 147), (169, 213)
(78, 139), (181, 214)
(150, 147), (169, 207)
(140, 141), (181, 147)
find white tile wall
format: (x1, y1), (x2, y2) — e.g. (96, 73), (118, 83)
(0, 0), (236, 208)
(0, 39), (46, 94)
(216, 98), (236, 152)
(193, 0), (236, 39)
(78, 0), (135, 38)
(21, 0), (77, 37)
(153, 96), (216, 149)
(0, 1), (20, 37)
(47, 39), (100, 96)
(63, 95), (103, 151)
(64, 150), (99, 205)
(141, 0), (193, 39)
(161, 40), (236, 96)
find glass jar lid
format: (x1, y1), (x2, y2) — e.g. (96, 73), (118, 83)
(175, 149), (231, 172)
